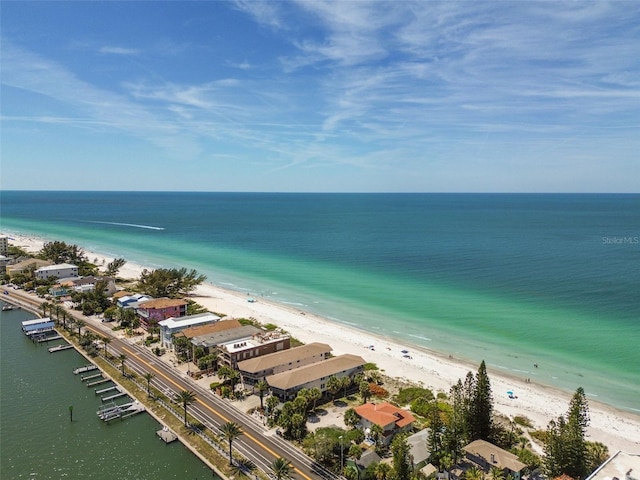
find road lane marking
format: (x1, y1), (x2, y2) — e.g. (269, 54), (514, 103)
(121, 347), (313, 480)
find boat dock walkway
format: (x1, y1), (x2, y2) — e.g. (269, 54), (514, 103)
(37, 334), (62, 343)
(102, 391), (127, 402)
(95, 385), (118, 395)
(48, 344), (74, 353)
(82, 373), (102, 381)
(87, 378), (110, 387)
(74, 364), (98, 374)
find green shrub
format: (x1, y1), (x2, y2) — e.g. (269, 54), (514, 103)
(513, 415), (533, 428)
(395, 387), (434, 405)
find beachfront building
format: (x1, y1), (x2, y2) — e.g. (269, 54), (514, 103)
(190, 324), (261, 355)
(52, 276), (118, 297)
(34, 263), (79, 281)
(266, 354), (366, 401)
(586, 451), (640, 480)
(0, 236), (8, 255)
(218, 330), (290, 369)
(179, 319), (243, 343)
(116, 293), (153, 309)
(461, 440), (527, 480)
(158, 312), (221, 348)
(237, 342), (332, 386)
(136, 298), (187, 330)
(355, 402), (416, 445)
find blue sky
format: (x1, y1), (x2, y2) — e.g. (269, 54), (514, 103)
(1, 1), (639, 192)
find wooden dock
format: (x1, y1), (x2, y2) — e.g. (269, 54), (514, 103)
(37, 335), (62, 343)
(157, 428), (178, 444)
(87, 378), (110, 387)
(48, 344), (74, 353)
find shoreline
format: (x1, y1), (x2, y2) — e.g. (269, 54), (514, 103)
(5, 231), (640, 454)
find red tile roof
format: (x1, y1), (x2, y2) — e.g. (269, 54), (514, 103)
(355, 402), (415, 429)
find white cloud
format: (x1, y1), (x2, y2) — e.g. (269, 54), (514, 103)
(99, 46), (140, 55)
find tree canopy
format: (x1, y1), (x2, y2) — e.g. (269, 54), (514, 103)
(544, 387), (591, 479)
(136, 267), (206, 298)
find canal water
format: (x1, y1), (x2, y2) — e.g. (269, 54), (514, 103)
(0, 303), (214, 479)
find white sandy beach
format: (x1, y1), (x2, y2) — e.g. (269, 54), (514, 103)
(6, 233), (640, 454)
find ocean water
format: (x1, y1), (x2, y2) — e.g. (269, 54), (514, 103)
(1, 191), (639, 413)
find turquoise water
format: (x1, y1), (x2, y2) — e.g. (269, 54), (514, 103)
(1, 192), (639, 413)
(0, 305), (215, 479)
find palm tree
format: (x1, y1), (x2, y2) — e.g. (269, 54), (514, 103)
(102, 336), (111, 358)
(359, 381), (371, 404)
(220, 421), (243, 465)
(52, 305), (62, 325)
(344, 465), (359, 480)
(231, 458), (257, 478)
(59, 307), (67, 329)
(142, 372), (155, 397)
(327, 375), (341, 401)
(40, 301), (49, 318)
(374, 462), (392, 480)
(465, 466), (485, 480)
(344, 408), (360, 429)
(308, 387), (321, 411)
(175, 390), (196, 426)
(256, 379), (269, 410)
(75, 319), (86, 337)
(339, 376), (351, 398)
(489, 467), (505, 480)
(118, 353), (127, 376)
(370, 424), (384, 448)
(271, 457), (294, 480)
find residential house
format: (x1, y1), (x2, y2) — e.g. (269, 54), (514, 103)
(353, 449), (383, 473)
(117, 293), (153, 309)
(54, 276), (117, 297)
(462, 440), (527, 480)
(136, 298), (187, 330)
(355, 402), (416, 445)
(266, 354), (366, 401)
(112, 290), (133, 300)
(158, 312), (221, 348)
(237, 342), (332, 386)
(406, 428), (432, 469)
(35, 263), (79, 281)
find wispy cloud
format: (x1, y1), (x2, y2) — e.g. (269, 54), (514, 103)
(99, 46), (140, 56)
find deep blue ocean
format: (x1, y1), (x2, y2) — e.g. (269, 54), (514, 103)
(1, 191), (639, 413)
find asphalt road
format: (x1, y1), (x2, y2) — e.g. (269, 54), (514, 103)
(3, 287), (340, 480)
